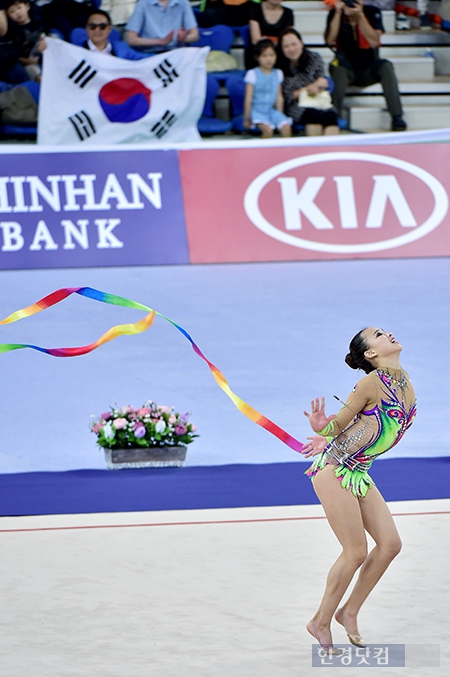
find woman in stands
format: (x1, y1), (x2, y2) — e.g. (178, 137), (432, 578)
(249, 0), (293, 47)
(301, 328), (416, 652)
(247, 0), (293, 67)
(279, 27), (339, 136)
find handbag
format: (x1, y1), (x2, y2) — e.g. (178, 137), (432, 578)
(298, 88), (333, 110)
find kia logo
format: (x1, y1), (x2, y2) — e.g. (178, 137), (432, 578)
(244, 151), (448, 253)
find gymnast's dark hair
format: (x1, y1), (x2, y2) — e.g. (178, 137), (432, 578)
(345, 329), (376, 374)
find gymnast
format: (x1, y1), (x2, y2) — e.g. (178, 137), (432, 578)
(301, 327), (416, 653)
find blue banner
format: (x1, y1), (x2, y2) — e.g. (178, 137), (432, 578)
(0, 148), (188, 269)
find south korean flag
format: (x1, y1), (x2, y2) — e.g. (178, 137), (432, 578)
(38, 39), (208, 145)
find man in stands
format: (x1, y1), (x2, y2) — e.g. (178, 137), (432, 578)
(39, 9), (147, 59)
(82, 8), (147, 58)
(124, 0), (198, 54)
(325, 0), (407, 131)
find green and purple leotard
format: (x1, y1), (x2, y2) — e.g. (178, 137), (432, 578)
(306, 368), (417, 498)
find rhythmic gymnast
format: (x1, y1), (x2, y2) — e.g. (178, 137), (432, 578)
(301, 327), (416, 653)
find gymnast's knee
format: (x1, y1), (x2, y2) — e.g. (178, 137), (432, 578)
(382, 537), (402, 561)
(344, 546), (368, 569)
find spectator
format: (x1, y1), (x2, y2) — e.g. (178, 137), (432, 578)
(0, 0), (46, 83)
(325, 0), (407, 131)
(279, 27), (339, 136)
(196, 0), (253, 29)
(82, 8), (147, 57)
(247, 0), (293, 67)
(124, 0), (198, 54)
(243, 38), (292, 138)
(249, 0), (293, 46)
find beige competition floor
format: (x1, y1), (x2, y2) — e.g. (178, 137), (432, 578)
(0, 498), (448, 677)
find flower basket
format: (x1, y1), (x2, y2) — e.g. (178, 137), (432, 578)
(91, 400), (197, 470)
(104, 446), (187, 469)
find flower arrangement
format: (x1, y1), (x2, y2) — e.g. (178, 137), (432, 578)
(91, 400), (198, 450)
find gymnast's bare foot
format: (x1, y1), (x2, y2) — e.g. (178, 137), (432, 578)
(335, 607), (366, 647)
(307, 618), (341, 654)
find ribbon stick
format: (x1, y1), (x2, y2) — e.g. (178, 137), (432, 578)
(0, 287), (304, 453)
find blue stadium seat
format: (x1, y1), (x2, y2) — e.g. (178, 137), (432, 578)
(0, 80), (40, 139)
(197, 73), (232, 134)
(190, 25), (235, 53)
(230, 25), (249, 48)
(225, 72), (260, 135)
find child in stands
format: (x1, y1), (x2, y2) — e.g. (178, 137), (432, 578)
(2, 0), (46, 81)
(243, 38), (292, 138)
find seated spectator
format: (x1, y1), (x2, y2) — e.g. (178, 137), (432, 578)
(279, 27), (339, 136)
(249, 0), (293, 47)
(325, 0), (407, 131)
(247, 0), (293, 68)
(37, 0), (97, 42)
(82, 8), (147, 57)
(196, 0), (254, 29)
(124, 0), (198, 54)
(1, 0), (47, 83)
(243, 38), (292, 138)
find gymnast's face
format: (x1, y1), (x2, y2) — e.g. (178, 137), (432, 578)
(362, 327), (402, 362)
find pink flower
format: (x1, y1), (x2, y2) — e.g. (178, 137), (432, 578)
(189, 424), (197, 432)
(168, 414), (177, 424)
(157, 405), (171, 414)
(92, 423), (103, 434)
(174, 423), (187, 436)
(113, 417), (127, 430)
(134, 426), (146, 439)
(101, 412), (111, 421)
(121, 405), (135, 414)
(137, 407), (151, 416)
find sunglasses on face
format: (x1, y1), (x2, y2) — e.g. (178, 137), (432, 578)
(87, 22), (109, 30)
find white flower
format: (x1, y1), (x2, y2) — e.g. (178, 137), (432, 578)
(155, 419), (166, 434)
(103, 422), (115, 440)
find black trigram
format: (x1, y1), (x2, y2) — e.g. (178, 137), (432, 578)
(153, 59), (179, 88)
(151, 110), (176, 138)
(68, 60), (97, 88)
(69, 110), (96, 141)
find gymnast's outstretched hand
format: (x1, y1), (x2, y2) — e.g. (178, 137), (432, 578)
(300, 435), (328, 458)
(303, 397), (336, 432)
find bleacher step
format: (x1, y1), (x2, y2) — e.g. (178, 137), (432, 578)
(350, 104), (450, 130)
(347, 94), (450, 106)
(347, 79), (450, 94)
(317, 54), (435, 81)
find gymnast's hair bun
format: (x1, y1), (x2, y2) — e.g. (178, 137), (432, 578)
(345, 352), (359, 370)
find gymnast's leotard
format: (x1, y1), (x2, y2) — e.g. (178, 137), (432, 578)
(306, 368), (417, 498)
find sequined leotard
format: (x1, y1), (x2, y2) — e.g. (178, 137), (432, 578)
(306, 368), (417, 498)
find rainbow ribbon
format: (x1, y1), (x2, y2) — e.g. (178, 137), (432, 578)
(0, 287), (304, 453)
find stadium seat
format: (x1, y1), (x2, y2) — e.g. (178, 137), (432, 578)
(190, 25), (235, 53)
(225, 72), (260, 135)
(197, 73), (232, 134)
(230, 25), (249, 48)
(0, 80), (40, 139)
